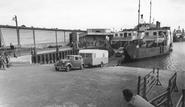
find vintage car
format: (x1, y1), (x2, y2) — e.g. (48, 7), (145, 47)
(54, 55), (85, 72)
(115, 47), (124, 57)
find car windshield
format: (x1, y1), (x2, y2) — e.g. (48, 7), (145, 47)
(65, 56), (74, 60)
(118, 47), (124, 51)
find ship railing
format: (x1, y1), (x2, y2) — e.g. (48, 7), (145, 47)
(149, 72), (178, 107)
(137, 68), (162, 100)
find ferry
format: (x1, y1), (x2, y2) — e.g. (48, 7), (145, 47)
(124, 23), (173, 60)
(113, 0), (173, 61)
(173, 26), (185, 42)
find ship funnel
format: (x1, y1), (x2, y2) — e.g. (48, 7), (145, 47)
(156, 21), (160, 28)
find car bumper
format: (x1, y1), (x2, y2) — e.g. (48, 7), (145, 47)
(54, 65), (66, 69)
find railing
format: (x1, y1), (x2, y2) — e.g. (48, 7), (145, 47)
(176, 89), (185, 107)
(137, 68), (162, 100)
(32, 49), (79, 64)
(0, 48), (21, 57)
(149, 72), (178, 107)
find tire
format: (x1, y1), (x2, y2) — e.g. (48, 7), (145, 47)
(80, 64), (84, 70)
(100, 62), (103, 67)
(65, 66), (70, 72)
(55, 67), (59, 71)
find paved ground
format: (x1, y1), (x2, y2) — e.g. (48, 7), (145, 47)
(0, 64), (184, 107)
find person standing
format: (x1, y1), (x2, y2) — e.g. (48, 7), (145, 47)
(10, 43), (17, 58)
(10, 43), (15, 50)
(0, 53), (6, 70)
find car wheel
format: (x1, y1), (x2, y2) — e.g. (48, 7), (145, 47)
(55, 67), (59, 71)
(65, 66), (70, 72)
(100, 62), (103, 67)
(80, 64), (84, 70)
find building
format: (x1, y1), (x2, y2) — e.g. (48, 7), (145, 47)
(79, 29), (113, 46)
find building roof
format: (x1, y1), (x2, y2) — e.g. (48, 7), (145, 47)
(79, 49), (108, 53)
(79, 32), (113, 38)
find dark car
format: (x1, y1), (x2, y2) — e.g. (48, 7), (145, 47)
(115, 47), (124, 57)
(54, 55), (85, 72)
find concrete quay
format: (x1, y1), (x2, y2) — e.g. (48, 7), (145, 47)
(0, 64), (184, 107)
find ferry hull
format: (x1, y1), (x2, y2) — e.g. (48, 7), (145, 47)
(124, 44), (172, 60)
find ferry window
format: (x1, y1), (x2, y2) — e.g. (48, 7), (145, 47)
(120, 33), (123, 36)
(163, 32), (166, 35)
(159, 31), (162, 36)
(145, 32), (149, 36)
(128, 33), (131, 36)
(153, 32), (157, 35)
(86, 53), (92, 58)
(124, 33), (127, 37)
(115, 33), (118, 37)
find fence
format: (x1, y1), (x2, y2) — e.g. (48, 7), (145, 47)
(137, 68), (162, 100)
(32, 49), (79, 64)
(149, 72), (178, 107)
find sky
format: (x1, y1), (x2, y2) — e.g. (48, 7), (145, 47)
(0, 0), (185, 31)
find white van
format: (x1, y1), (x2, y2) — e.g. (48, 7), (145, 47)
(79, 49), (108, 67)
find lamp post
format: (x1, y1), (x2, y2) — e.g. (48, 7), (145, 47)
(55, 28), (59, 61)
(12, 15), (20, 47)
(32, 26), (37, 63)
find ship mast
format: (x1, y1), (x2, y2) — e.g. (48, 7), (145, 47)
(138, 0), (141, 26)
(149, 0), (152, 24)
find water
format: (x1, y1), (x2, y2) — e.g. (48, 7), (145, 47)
(123, 42), (185, 72)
